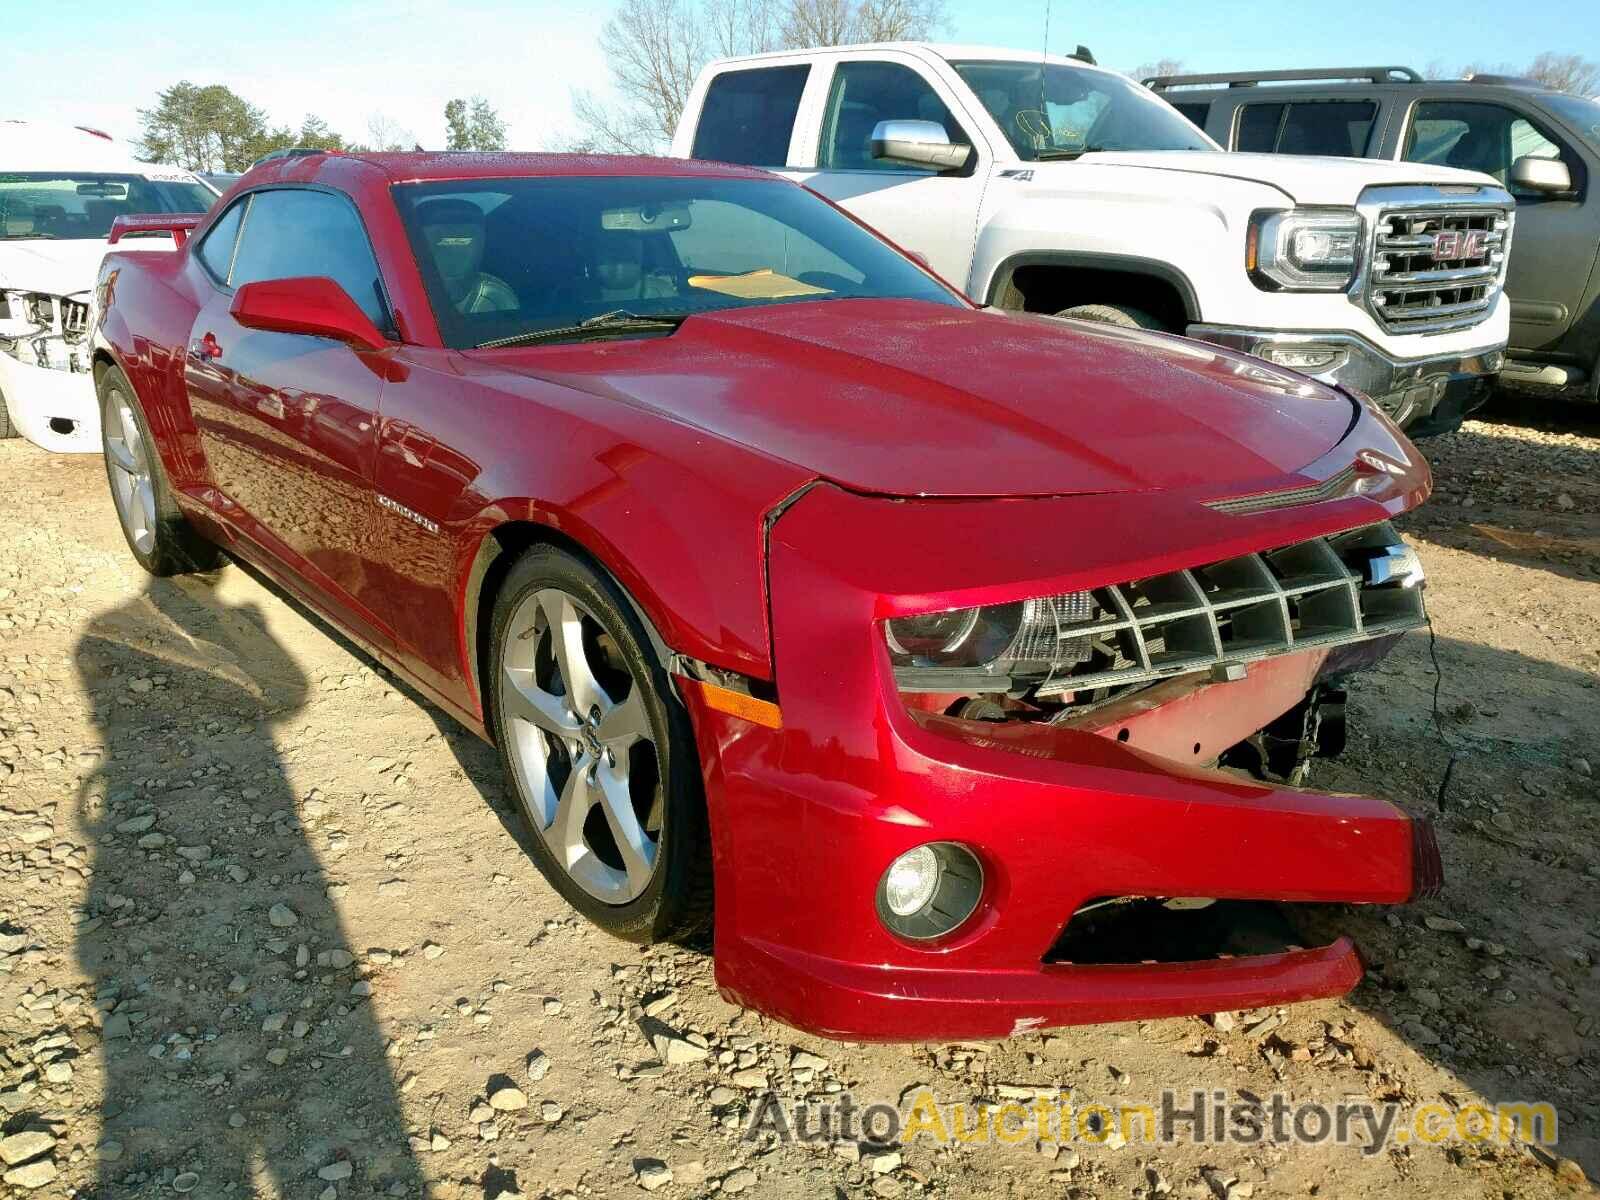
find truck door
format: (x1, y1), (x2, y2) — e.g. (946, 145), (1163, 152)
(786, 56), (990, 294)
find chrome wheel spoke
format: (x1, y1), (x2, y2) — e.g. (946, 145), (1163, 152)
(501, 664), (579, 736)
(595, 762), (655, 890)
(548, 759), (594, 868)
(595, 688), (647, 750)
(105, 435), (138, 475)
(540, 590), (606, 718)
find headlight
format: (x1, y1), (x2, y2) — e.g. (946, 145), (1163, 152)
(1249, 210), (1361, 292)
(883, 593), (1095, 688)
(24, 295), (55, 327)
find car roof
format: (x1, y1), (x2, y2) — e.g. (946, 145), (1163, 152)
(1160, 78), (1562, 100)
(240, 150), (781, 188)
(703, 42), (1126, 82)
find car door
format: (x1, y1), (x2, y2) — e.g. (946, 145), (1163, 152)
(1399, 99), (1596, 353)
(785, 56), (991, 293)
(184, 186), (398, 647)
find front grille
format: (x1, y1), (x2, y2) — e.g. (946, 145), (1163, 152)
(1366, 207), (1510, 334)
(60, 297), (90, 342)
(1027, 521), (1425, 698)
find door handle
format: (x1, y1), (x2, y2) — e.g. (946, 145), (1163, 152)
(190, 332), (223, 362)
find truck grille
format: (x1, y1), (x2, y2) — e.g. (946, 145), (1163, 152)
(1366, 206), (1510, 335)
(1023, 522), (1425, 698)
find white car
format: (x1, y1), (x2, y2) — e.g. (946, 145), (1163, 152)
(0, 121), (216, 452)
(672, 44), (1515, 435)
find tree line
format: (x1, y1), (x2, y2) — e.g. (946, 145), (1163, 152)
(136, 83), (508, 173)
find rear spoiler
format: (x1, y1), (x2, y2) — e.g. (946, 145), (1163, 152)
(107, 213), (205, 247)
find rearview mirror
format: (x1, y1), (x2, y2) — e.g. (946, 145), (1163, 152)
(230, 277), (387, 351)
(870, 120), (972, 171)
(1510, 155), (1572, 195)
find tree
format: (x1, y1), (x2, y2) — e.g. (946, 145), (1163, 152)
(138, 82), (271, 173)
(444, 97), (509, 150)
(1131, 58), (1185, 82)
(1523, 52), (1600, 95)
(362, 114), (416, 153)
(569, 0), (945, 153)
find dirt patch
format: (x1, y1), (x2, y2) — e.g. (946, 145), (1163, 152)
(0, 396), (1596, 1199)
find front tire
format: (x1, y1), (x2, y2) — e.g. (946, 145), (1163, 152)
(1055, 303), (1167, 330)
(99, 367), (223, 576)
(488, 545), (711, 942)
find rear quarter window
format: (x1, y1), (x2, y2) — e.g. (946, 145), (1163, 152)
(1171, 102), (1211, 131)
(1236, 100), (1378, 156)
(691, 65), (811, 166)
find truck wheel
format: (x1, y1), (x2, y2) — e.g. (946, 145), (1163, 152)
(489, 544), (713, 943)
(0, 387), (17, 439)
(99, 367), (224, 576)
(1055, 303), (1167, 330)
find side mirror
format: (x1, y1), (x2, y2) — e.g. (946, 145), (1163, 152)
(1510, 155), (1572, 195)
(230, 276), (387, 351)
(870, 119), (972, 171)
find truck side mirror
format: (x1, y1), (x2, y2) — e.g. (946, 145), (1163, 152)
(870, 120), (972, 171)
(1510, 155), (1572, 195)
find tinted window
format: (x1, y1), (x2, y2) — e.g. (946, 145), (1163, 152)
(1237, 101), (1376, 155)
(822, 62), (969, 171)
(1172, 102), (1211, 131)
(692, 66), (811, 166)
(228, 189), (388, 327)
(0, 172), (214, 241)
(392, 175), (962, 349)
(197, 198), (245, 281)
(1404, 101), (1581, 196)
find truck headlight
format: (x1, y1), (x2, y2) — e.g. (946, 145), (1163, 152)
(1248, 210), (1361, 292)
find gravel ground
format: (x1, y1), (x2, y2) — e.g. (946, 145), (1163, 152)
(0, 395), (1595, 1200)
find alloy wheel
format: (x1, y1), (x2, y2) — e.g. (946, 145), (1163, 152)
(104, 393), (157, 556)
(498, 587), (662, 903)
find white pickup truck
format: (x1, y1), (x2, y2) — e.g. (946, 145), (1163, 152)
(670, 43), (1516, 434)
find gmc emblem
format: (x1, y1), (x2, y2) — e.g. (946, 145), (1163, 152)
(1432, 228), (1487, 261)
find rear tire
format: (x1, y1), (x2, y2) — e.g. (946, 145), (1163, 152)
(488, 544), (712, 942)
(1055, 303), (1167, 330)
(0, 386), (17, 439)
(98, 367), (224, 577)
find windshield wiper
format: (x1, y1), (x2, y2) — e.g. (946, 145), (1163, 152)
(477, 310), (688, 349)
(1034, 144), (1112, 161)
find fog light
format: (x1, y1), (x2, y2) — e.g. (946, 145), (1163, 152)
(876, 842), (984, 941)
(1261, 344), (1344, 372)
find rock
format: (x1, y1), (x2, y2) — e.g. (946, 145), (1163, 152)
(730, 1068), (769, 1089)
(173, 1171), (200, 1193)
(318, 1160), (354, 1181)
(652, 1030), (709, 1065)
(43, 1062), (70, 1084)
(265, 1048), (289, 1066)
(227, 1113), (245, 1129)
(1490, 811), (1515, 832)
(871, 1177), (904, 1198)
(0, 1131), (56, 1166)
(635, 1159), (673, 1191)
(267, 903), (298, 928)
(430, 1132), (451, 1152)
(1424, 916), (1465, 933)
(2, 1160), (56, 1189)
(469, 1103), (495, 1124)
(1573, 757), (1592, 779)
(526, 1050), (551, 1081)
(790, 1049), (829, 1072)
(488, 1083), (528, 1111)
(721, 1168), (757, 1194)
(262, 1012), (287, 1033)
(115, 813), (156, 834)
(1211, 1011), (1236, 1033)
(708, 1086), (738, 1106)
(540, 1100), (563, 1123)
(1555, 1158), (1588, 1188)
(422, 942), (444, 959)
(350, 980), (373, 997)
(863, 1147), (902, 1174)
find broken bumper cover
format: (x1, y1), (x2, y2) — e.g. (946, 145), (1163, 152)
(688, 414), (1439, 1042)
(0, 349), (100, 453)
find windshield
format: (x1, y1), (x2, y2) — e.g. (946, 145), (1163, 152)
(0, 172), (216, 240)
(1544, 93), (1600, 147)
(951, 60), (1216, 160)
(393, 175), (965, 350)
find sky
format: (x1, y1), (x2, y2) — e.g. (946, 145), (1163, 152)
(2, 0), (1593, 154)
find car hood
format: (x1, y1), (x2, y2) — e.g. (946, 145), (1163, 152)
(477, 299), (1359, 499)
(1053, 150), (1502, 205)
(0, 238), (115, 297)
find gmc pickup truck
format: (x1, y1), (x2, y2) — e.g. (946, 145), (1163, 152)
(671, 43), (1517, 434)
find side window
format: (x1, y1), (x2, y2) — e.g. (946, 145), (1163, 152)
(1171, 102), (1211, 131)
(196, 197), (246, 282)
(1236, 103), (1282, 152)
(1237, 101), (1377, 155)
(1404, 101), (1575, 196)
(691, 66), (811, 166)
(228, 189), (389, 328)
(821, 61), (969, 172)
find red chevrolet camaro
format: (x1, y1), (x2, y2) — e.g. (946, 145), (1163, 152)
(91, 150), (1439, 1040)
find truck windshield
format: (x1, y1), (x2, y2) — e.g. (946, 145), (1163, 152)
(1543, 93), (1600, 148)
(393, 175), (966, 350)
(0, 172), (216, 240)
(951, 61), (1216, 161)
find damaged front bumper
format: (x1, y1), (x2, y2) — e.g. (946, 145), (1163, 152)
(683, 409), (1440, 1042)
(0, 291), (101, 453)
